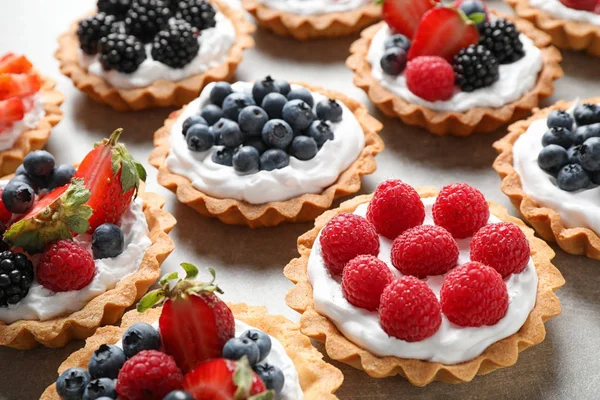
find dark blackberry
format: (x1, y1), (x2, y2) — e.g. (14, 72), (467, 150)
(77, 13), (118, 55)
(479, 19), (525, 64)
(0, 251), (34, 307)
(453, 45), (499, 92)
(125, 0), (172, 43)
(176, 0), (216, 31)
(98, 33), (147, 73)
(97, 0), (132, 19)
(151, 20), (200, 68)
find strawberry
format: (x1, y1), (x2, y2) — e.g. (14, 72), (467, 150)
(74, 128), (146, 232)
(379, 0), (435, 39)
(559, 0), (596, 11)
(0, 98), (25, 126)
(138, 264), (235, 374)
(407, 6), (479, 62)
(0, 73), (41, 101)
(0, 189), (12, 225)
(0, 54), (33, 75)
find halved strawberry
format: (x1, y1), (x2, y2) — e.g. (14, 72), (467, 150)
(559, 0), (596, 11)
(380, 0), (436, 39)
(0, 98), (25, 126)
(0, 73), (41, 101)
(0, 53), (33, 74)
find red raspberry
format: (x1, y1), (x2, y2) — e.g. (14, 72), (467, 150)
(36, 240), (95, 292)
(117, 350), (183, 400)
(319, 213), (380, 275)
(379, 276), (441, 342)
(440, 261), (509, 327)
(391, 225), (459, 278)
(405, 56), (455, 102)
(432, 183), (490, 239)
(342, 255), (395, 311)
(470, 222), (530, 278)
(366, 179), (425, 240)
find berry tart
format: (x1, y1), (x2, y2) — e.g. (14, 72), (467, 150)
(41, 264), (343, 400)
(55, 0), (254, 111)
(0, 129), (176, 349)
(494, 99), (600, 259)
(242, 0), (380, 40)
(149, 77), (384, 228)
(0, 53), (64, 176)
(347, 0), (563, 136)
(284, 181), (564, 385)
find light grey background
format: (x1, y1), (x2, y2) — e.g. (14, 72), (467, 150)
(0, 0), (599, 399)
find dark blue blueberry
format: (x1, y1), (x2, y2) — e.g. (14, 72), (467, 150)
(15, 165), (26, 175)
(211, 147), (234, 166)
(457, 0), (488, 28)
(537, 144), (568, 174)
(182, 114), (208, 136)
(48, 164), (76, 190)
(252, 76), (280, 105)
(274, 80), (291, 96)
(186, 124), (215, 152)
(574, 103), (600, 126)
(547, 110), (574, 130)
(88, 344), (126, 379)
(222, 92), (256, 122)
(384, 33), (411, 51)
(2, 180), (34, 214)
(380, 47), (407, 76)
(286, 87), (314, 108)
(122, 322), (161, 358)
(56, 368), (91, 400)
(209, 82), (233, 107)
(238, 106), (269, 137)
(200, 104), (224, 126)
(590, 170), (600, 185)
(290, 136), (318, 161)
(260, 149), (289, 171)
(232, 146), (260, 174)
(92, 223), (124, 259)
(244, 138), (267, 154)
(83, 378), (117, 400)
(253, 364), (285, 394)
(261, 120), (294, 149)
(223, 337), (261, 365)
(316, 99), (343, 123)
(282, 99), (316, 133)
(557, 164), (590, 191)
(23, 150), (55, 177)
(213, 119), (243, 148)
(242, 329), (271, 362)
(306, 120), (334, 148)
(10, 173), (43, 193)
(163, 391), (195, 400)
(261, 92), (287, 120)
(571, 123), (600, 145)
(578, 137), (600, 171)
(568, 145), (583, 165)
(542, 127), (572, 149)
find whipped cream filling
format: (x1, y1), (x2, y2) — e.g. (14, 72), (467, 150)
(166, 81), (366, 204)
(79, 12), (236, 90)
(0, 95), (45, 151)
(308, 197), (539, 365)
(529, 0), (600, 26)
(0, 199), (151, 324)
(366, 24), (545, 112)
(256, 0), (371, 15)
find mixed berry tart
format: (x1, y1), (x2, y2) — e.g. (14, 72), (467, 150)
(41, 264), (343, 400)
(284, 181), (564, 385)
(0, 129), (176, 349)
(242, 0), (380, 40)
(494, 99), (600, 259)
(55, 0), (254, 111)
(347, 0), (563, 136)
(0, 53), (64, 176)
(149, 77), (384, 228)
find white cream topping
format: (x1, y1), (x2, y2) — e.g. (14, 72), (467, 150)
(0, 199), (151, 324)
(529, 0), (600, 26)
(308, 197), (539, 365)
(0, 95), (45, 151)
(79, 12), (236, 90)
(366, 24), (545, 112)
(256, 0), (371, 15)
(165, 81), (365, 204)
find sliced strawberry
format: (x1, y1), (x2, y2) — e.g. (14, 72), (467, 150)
(0, 73), (41, 101)
(0, 53), (33, 74)
(559, 0), (596, 11)
(381, 0), (435, 39)
(0, 189), (13, 225)
(0, 98), (25, 126)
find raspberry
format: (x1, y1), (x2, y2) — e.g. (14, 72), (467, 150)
(117, 350), (183, 400)
(36, 240), (95, 292)
(366, 179), (425, 240)
(379, 276), (441, 342)
(342, 255), (394, 311)
(470, 222), (531, 278)
(405, 56), (455, 102)
(432, 183), (490, 239)
(319, 213), (380, 275)
(440, 262), (509, 327)
(391, 225), (459, 278)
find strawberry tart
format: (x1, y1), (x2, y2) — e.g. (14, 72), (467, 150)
(285, 181), (564, 385)
(347, 0), (563, 136)
(0, 129), (176, 349)
(41, 264), (343, 400)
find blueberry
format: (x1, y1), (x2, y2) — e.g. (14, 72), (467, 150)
(211, 147), (234, 166)
(182, 114), (208, 136)
(286, 87), (314, 108)
(252, 76), (280, 105)
(23, 150), (55, 177)
(542, 127), (572, 149)
(200, 104), (224, 126)
(557, 164), (590, 192)
(48, 164), (76, 190)
(232, 146), (260, 175)
(83, 378), (117, 400)
(260, 149), (289, 171)
(590, 170), (600, 185)
(10, 173), (43, 192)
(222, 92), (256, 122)
(282, 100), (316, 133)
(578, 137), (600, 171)
(209, 82), (233, 107)
(244, 138), (267, 154)
(571, 123), (600, 145)
(261, 92), (287, 120)
(238, 106), (269, 137)
(223, 337), (261, 365)
(2, 180), (35, 214)
(163, 391), (195, 400)
(122, 322), (161, 358)
(384, 33), (411, 51)
(457, 0), (487, 28)
(274, 80), (291, 96)
(307, 120), (334, 148)
(574, 103), (600, 126)
(568, 145), (583, 165)
(56, 368), (91, 400)
(242, 329), (272, 362)
(253, 364), (285, 394)
(290, 136), (318, 161)
(186, 124), (215, 152)
(261, 120), (294, 150)
(88, 344), (126, 379)
(537, 144), (568, 173)
(92, 223), (124, 259)
(213, 119), (243, 148)
(547, 110), (574, 130)
(380, 47), (407, 76)
(316, 99), (343, 123)
(15, 165), (26, 175)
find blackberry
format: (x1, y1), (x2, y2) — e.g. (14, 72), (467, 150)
(97, 0), (132, 19)
(98, 33), (147, 73)
(453, 45), (499, 92)
(125, 0), (172, 43)
(176, 0), (217, 31)
(77, 13), (118, 55)
(479, 19), (525, 64)
(151, 20), (199, 68)
(0, 251), (34, 307)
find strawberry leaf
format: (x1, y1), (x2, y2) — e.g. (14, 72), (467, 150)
(137, 289), (166, 312)
(159, 271), (180, 286)
(468, 12), (486, 24)
(233, 357), (252, 399)
(181, 262), (199, 279)
(248, 391), (275, 400)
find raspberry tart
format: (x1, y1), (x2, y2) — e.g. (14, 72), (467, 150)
(0, 53), (64, 176)
(149, 77), (384, 228)
(41, 264), (343, 400)
(285, 181), (564, 385)
(0, 129), (176, 349)
(55, 0), (254, 111)
(347, 0), (563, 136)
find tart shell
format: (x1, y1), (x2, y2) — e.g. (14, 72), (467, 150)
(284, 187), (565, 386)
(0, 185), (176, 349)
(346, 12), (564, 136)
(40, 304), (344, 399)
(149, 82), (384, 228)
(494, 98), (600, 259)
(54, 0), (255, 112)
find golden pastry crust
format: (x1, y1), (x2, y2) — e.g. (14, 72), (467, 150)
(494, 98), (600, 259)
(149, 82), (384, 228)
(242, 0), (380, 40)
(0, 186), (176, 349)
(54, 0), (255, 111)
(0, 74), (64, 176)
(284, 187), (565, 386)
(40, 304), (344, 400)
(507, 0), (600, 56)
(346, 11), (564, 136)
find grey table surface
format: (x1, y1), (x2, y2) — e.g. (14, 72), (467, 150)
(1, 0), (599, 399)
